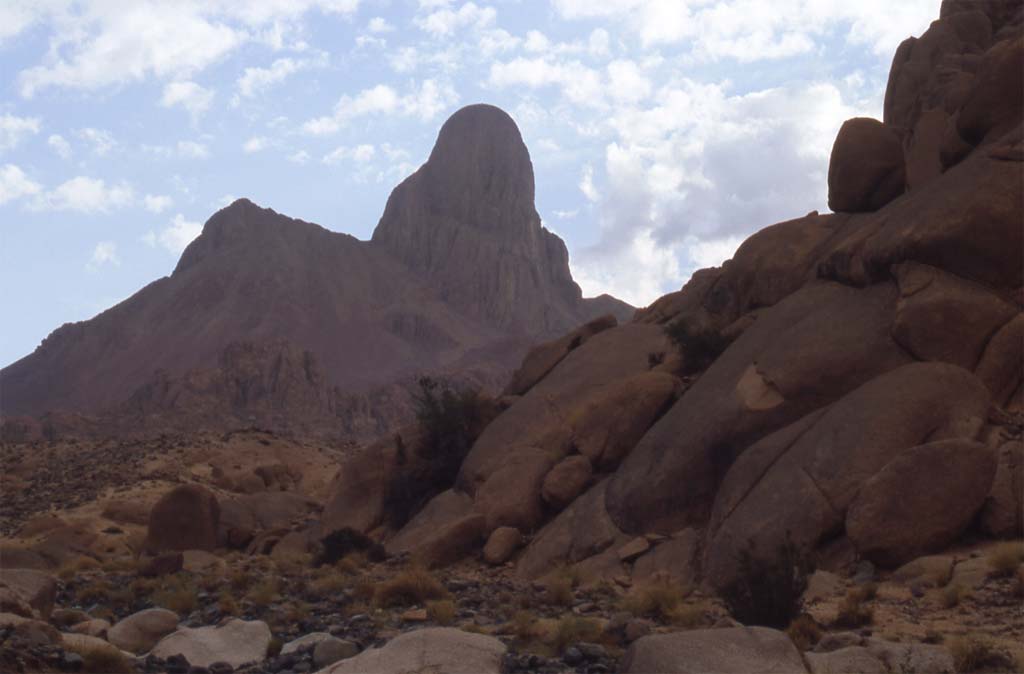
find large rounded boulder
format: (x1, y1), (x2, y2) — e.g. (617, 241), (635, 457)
(144, 484), (220, 554)
(828, 117), (906, 213)
(846, 439), (997, 566)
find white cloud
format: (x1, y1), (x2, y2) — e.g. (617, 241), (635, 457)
(302, 80), (458, 134)
(235, 56), (322, 99)
(144, 140), (211, 159)
(32, 176), (134, 213)
(143, 194), (173, 213)
(161, 81), (215, 119)
(77, 128), (115, 155)
(550, 0), (934, 60)
(86, 241), (120, 271)
(322, 143), (376, 165)
(579, 165), (599, 202)
(489, 57), (604, 108)
(0, 114), (40, 151)
(416, 2), (496, 37)
(570, 77), (867, 306)
(0, 164), (42, 205)
(607, 60), (651, 103)
(145, 213), (203, 254)
(15, 2), (362, 97)
(242, 136), (269, 153)
(367, 16), (394, 32)
(47, 134), (72, 159)
(287, 150), (311, 164)
(553, 208), (579, 219)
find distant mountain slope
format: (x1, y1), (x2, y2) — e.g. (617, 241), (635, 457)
(0, 105), (632, 436)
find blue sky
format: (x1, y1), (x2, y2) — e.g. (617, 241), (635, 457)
(0, 0), (938, 368)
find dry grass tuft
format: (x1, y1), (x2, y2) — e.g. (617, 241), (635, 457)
(950, 634), (1015, 673)
(510, 610), (537, 642)
(987, 541), (1024, 579)
(218, 590), (240, 616)
(59, 556), (102, 581)
(621, 579), (689, 622)
(246, 577), (281, 607)
(151, 575), (198, 615)
(310, 569), (348, 597)
(786, 614), (822, 651)
(550, 616), (601, 655)
(427, 599), (456, 625)
(373, 567), (449, 608)
(833, 588), (873, 628)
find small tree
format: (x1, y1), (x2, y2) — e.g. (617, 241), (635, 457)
(383, 378), (496, 529)
(719, 535), (812, 629)
(664, 320), (732, 375)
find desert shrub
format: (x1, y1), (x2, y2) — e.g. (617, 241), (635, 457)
(510, 610), (537, 641)
(551, 616), (601, 654)
(622, 579), (689, 622)
(427, 599), (456, 625)
(76, 579), (113, 604)
(68, 644), (133, 674)
(666, 603), (705, 629)
(950, 635), (1016, 673)
(246, 578), (280, 607)
(786, 614), (822, 651)
(310, 570), (348, 597)
(228, 567), (255, 593)
(317, 528), (385, 566)
(833, 588), (874, 628)
(59, 556), (101, 580)
(352, 577), (377, 603)
(664, 320), (732, 375)
(218, 590), (240, 616)
(987, 541), (1024, 578)
(383, 378), (498, 528)
(283, 600), (311, 623)
(719, 536), (812, 629)
(151, 575), (198, 615)
(373, 567), (449, 608)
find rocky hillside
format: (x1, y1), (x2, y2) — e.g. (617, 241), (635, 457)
(322, 0), (1023, 611)
(0, 105), (630, 440)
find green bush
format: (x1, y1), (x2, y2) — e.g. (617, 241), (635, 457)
(383, 377), (496, 528)
(664, 320), (731, 375)
(719, 535), (812, 629)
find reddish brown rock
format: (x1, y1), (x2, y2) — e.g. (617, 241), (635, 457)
(705, 363), (991, 590)
(144, 484), (220, 554)
(828, 117), (906, 213)
(846, 440), (997, 566)
(979, 441), (1023, 538)
(975, 314), (1024, 407)
(385, 490), (486, 567)
(475, 449), (555, 532)
(482, 527), (523, 565)
(541, 455), (593, 510)
(504, 314), (618, 396)
(0, 569), (57, 619)
(957, 37), (1024, 145)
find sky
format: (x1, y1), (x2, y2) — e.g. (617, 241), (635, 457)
(0, 0), (940, 368)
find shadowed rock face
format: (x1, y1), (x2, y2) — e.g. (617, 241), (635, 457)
(0, 105), (631, 435)
(372, 104), (605, 334)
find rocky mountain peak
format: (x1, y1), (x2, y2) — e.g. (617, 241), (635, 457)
(371, 104), (601, 335)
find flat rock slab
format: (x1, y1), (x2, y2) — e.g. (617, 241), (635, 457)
(152, 618), (271, 668)
(621, 626), (808, 673)
(317, 627), (506, 674)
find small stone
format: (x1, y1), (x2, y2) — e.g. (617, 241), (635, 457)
(166, 654), (191, 674)
(563, 647), (583, 665)
(852, 561), (875, 583)
(401, 608), (428, 622)
(577, 642), (606, 660)
(313, 638), (359, 668)
(208, 663), (234, 674)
